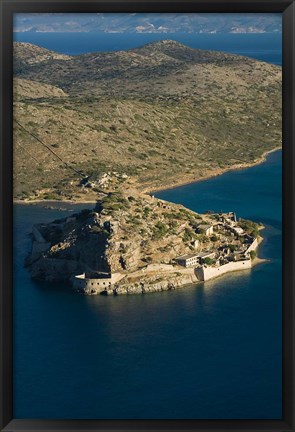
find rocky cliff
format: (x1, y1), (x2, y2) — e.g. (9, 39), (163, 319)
(26, 191), (215, 283)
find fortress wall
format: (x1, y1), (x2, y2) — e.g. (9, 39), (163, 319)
(195, 260), (252, 281)
(31, 241), (51, 260)
(72, 272), (124, 294)
(246, 238), (258, 253)
(83, 278), (112, 294)
(72, 275), (112, 293)
(32, 226), (46, 243)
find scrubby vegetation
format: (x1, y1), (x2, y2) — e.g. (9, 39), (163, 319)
(14, 40), (281, 201)
(239, 218), (260, 238)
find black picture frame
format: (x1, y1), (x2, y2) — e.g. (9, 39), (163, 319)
(0, 1), (294, 431)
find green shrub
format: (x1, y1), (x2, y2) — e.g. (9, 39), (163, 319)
(101, 192), (130, 212)
(152, 221), (168, 239)
(229, 244), (237, 252)
(182, 227), (194, 243)
(239, 218), (260, 237)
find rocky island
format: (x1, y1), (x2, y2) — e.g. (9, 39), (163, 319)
(25, 191), (262, 295)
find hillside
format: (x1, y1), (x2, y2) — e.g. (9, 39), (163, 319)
(26, 192), (205, 280)
(13, 40), (281, 201)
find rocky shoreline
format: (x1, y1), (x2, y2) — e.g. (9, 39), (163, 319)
(24, 191), (264, 296)
(146, 147), (282, 195)
(75, 254), (267, 296)
(14, 148), (281, 205)
(99, 271), (198, 296)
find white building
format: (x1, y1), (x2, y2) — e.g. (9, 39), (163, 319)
(197, 224), (214, 236)
(174, 254), (200, 267)
(174, 251), (215, 267)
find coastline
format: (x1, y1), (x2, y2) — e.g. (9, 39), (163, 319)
(13, 146), (281, 206)
(24, 209), (267, 292)
(13, 198), (97, 206)
(148, 146), (282, 195)
(21, 171), (269, 292)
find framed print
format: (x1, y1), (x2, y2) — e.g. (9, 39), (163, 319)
(1, 0), (294, 431)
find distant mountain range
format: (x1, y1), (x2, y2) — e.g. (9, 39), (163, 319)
(14, 13), (282, 34)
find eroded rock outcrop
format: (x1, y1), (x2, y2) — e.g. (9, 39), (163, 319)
(26, 192), (207, 284)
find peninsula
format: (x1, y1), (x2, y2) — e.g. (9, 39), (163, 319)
(25, 191), (262, 295)
(14, 40), (281, 201)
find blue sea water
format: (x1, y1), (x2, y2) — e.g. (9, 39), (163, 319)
(13, 32), (282, 419)
(13, 150), (282, 419)
(14, 32), (282, 65)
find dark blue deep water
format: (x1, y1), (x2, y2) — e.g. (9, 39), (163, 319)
(13, 150), (282, 419)
(14, 32), (282, 65)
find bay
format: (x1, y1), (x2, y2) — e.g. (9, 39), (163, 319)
(13, 150), (282, 419)
(14, 32), (282, 65)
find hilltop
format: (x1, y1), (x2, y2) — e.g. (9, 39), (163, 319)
(13, 40), (281, 201)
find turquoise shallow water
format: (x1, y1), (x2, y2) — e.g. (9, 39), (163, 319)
(13, 150), (282, 419)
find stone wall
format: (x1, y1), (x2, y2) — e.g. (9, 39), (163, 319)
(30, 241), (51, 262)
(32, 226), (46, 243)
(246, 238), (258, 254)
(72, 272), (124, 294)
(195, 260), (252, 281)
